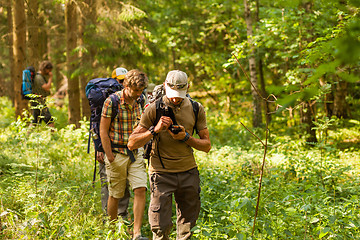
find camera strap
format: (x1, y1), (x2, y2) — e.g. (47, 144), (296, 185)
(151, 97), (199, 169)
(155, 97), (177, 125)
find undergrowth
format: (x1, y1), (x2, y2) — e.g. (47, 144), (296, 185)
(1, 97), (360, 239)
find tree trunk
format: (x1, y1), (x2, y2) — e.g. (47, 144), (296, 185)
(27, 0), (40, 67)
(244, 0), (262, 127)
(87, 0), (98, 72)
(300, 101), (317, 143)
(333, 80), (349, 118)
(78, 3), (91, 119)
(38, 18), (48, 60)
(299, 1), (317, 144)
(65, 0), (81, 127)
(258, 58), (271, 124)
(319, 77), (334, 118)
(13, 0), (28, 117)
(255, 0), (270, 124)
(6, 5), (15, 101)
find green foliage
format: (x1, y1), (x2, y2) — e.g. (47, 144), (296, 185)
(0, 97), (15, 128)
(207, 111), (255, 149)
(1, 96), (359, 239)
(1, 0), (360, 238)
(0, 119), (133, 239)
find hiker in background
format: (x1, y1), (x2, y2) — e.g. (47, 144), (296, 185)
(100, 69), (149, 240)
(97, 67), (131, 221)
(128, 70), (211, 239)
(31, 60), (55, 127)
(112, 67), (128, 85)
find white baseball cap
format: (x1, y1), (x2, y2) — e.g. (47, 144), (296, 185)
(112, 67), (128, 80)
(165, 70), (188, 98)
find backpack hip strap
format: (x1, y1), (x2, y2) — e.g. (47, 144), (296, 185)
(111, 143), (136, 163)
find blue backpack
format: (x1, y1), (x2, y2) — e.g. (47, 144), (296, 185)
(21, 66), (36, 99)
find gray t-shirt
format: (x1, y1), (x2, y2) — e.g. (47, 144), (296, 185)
(33, 73), (49, 97)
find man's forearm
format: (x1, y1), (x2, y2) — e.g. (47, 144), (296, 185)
(184, 136), (211, 153)
(184, 128), (211, 153)
(100, 116), (114, 161)
(101, 135), (114, 161)
(42, 77), (52, 92)
(128, 126), (153, 151)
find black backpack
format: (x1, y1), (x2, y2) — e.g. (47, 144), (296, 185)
(143, 85), (200, 168)
(85, 77), (146, 186)
(85, 77), (146, 153)
(85, 78), (124, 153)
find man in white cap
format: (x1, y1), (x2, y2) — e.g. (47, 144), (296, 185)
(128, 70), (211, 239)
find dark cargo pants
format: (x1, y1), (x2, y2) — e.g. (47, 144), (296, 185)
(99, 162), (130, 219)
(149, 168), (201, 240)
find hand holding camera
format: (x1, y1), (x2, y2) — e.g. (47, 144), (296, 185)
(155, 116), (172, 133)
(167, 124), (187, 141)
(169, 125), (182, 134)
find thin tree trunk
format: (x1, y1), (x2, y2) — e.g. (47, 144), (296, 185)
(51, 3), (65, 92)
(27, 0), (40, 67)
(78, 3), (91, 119)
(38, 18), (47, 60)
(300, 101), (317, 143)
(88, 0), (98, 74)
(258, 59), (271, 123)
(244, 0), (262, 127)
(299, 1), (317, 143)
(255, 0), (270, 123)
(66, 0), (81, 127)
(7, 5), (15, 101)
(13, 0), (28, 117)
(319, 77), (334, 118)
(333, 80), (349, 118)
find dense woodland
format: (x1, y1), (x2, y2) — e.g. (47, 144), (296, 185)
(1, 0), (360, 239)
(0, 0), (359, 134)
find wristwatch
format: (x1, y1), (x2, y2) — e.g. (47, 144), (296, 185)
(149, 126), (157, 136)
(181, 132), (190, 142)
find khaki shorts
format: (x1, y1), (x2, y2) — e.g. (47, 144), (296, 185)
(104, 150), (147, 199)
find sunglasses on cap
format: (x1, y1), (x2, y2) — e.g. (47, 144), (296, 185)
(166, 82), (188, 89)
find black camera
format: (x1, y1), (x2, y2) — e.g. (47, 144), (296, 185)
(169, 125), (182, 134)
(161, 104), (181, 134)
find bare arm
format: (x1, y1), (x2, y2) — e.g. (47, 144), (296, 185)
(99, 116), (115, 162)
(127, 126), (153, 151)
(169, 127), (211, 153)
(128, 116), (173, 151)
(42, 72), (53, 92)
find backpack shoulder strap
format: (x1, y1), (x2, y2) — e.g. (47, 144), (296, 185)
(109, 93), (120, 123)
(138, 93), (146, 111)
(155, 97), (199, 133)
(189, 98), (200, 134)
(154, 97), (163, 126)
(36, 73), (45, 81)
